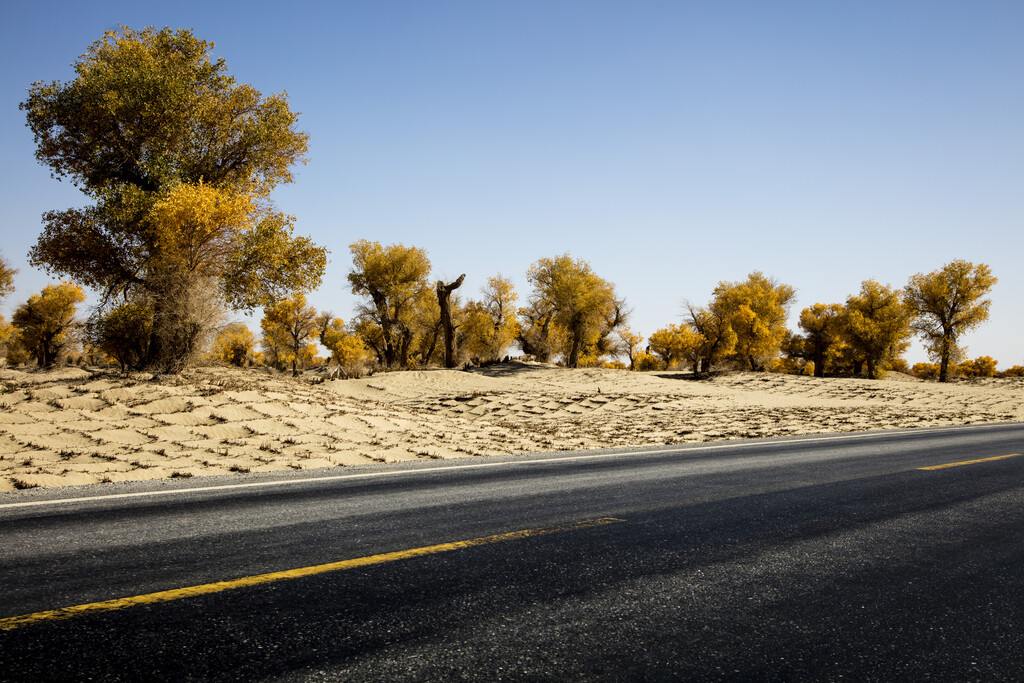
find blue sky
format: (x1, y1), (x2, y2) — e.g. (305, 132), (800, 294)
(2, 1), (1022, 366)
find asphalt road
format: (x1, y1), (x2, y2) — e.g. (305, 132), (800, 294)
(1, 423), (1023, 681)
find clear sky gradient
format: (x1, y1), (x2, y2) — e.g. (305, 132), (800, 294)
(2, 1), (1021, 366)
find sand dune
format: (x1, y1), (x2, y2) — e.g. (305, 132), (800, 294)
(1, 361), (1021, 491)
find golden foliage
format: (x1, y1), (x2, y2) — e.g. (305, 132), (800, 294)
(648, 324), (704, 372)
(260, 293), (319, 376)
(685, 303), (736, 373)
(348, 240), (432, 369)
(211, 323), (256, 367)
(711, 272), (795, 371)
(319, 316), (373, 378)
(23, 26), (320, 372)
(797, 303), (845, 377)
(956, 355), (998, 378)
(0, 253), (15, 301)
(147, 182), (256, 273)
(12, 282), (86, 367)
(524, 254), (624, 368)
(632, 352), (664, 371)
(461, 275), (520, 363)
(905, 261), (997, 382)
(0, 317), (15, 364)
(843, 280), (913, 379)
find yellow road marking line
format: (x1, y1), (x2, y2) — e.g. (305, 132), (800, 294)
(918, 453), (1021, 470)
(0, 517), (623, 632)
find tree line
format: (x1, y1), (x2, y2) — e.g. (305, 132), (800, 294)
(640, 263), (1006, 383)
(3, 26), (1012, 383)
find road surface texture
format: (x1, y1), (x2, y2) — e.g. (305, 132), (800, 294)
(1, 423), (1023, 681)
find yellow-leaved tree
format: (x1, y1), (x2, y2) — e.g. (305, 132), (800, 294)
(648, 324), (705, 373)
(710, 272), (795, 370)
(12, 282), (86, 367)
(522, 254), (625, 368)
(0, 253), (14, 301)
(0, 253), (17, 363)
(616, 327), (646, 370)
(904, 261), (997, 382)
(211, 323), (256, 367)
(461, 275), (521, 364)
(318, 316), (373, 379)
(22, 26), (325, 373)
(260, 293), (320, 376)
(842, 280), (913, 379)
(347, 240), (432, 370)
(797, 303), (846, 377)
(684, 303), (736, 374)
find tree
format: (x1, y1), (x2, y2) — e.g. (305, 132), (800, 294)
(648, 324), (705, 373)
(347, 240), (432, 370)
(798, 303), (845, 377)
(12, 282), (86, 367)
(22, 26), (324, 372)
(89, 298), (154, 371)
(261, 293), (319, 376)
(711, 272), (796, 370)
(0, 254), (17, 364)
(843, 280), (913, 379)
(0, 253), (15, 301)
(211, 323), (256, 367)
(464, 275), (520, 363)
(956, 355), (998, 378)
(905, 261), (997, 382)
(684, 302), (736, 374)
(0, 317), (17, 365)
(318, 316), (373, 378)
(523, 254), (625, 368)
(517, 297), (562, 363)
(617, 327), (645, 370)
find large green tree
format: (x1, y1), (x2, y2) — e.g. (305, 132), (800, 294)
(21, 26), (325, 372)
(905, 261), (997, 382)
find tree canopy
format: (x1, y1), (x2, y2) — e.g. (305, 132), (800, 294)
(797, 303), (845, 377)
(905, 260), (997, 382)
(261, 293), (319, 376)
(22, 26), (324, 372)
(0, 254), (15, 301)
(710, 272), (796, 370)
(12, 282), (86, 368)
(347, 240), (432, 370)
(523, 254), (625, 368)
(843, 280), (912, 379)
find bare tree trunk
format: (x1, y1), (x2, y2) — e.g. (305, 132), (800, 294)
(437, 275), (465, 369)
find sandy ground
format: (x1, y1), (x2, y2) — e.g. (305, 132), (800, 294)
(1, 361), (1021, 491)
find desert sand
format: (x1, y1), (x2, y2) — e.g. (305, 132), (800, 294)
(1, 361), (1021, 492)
